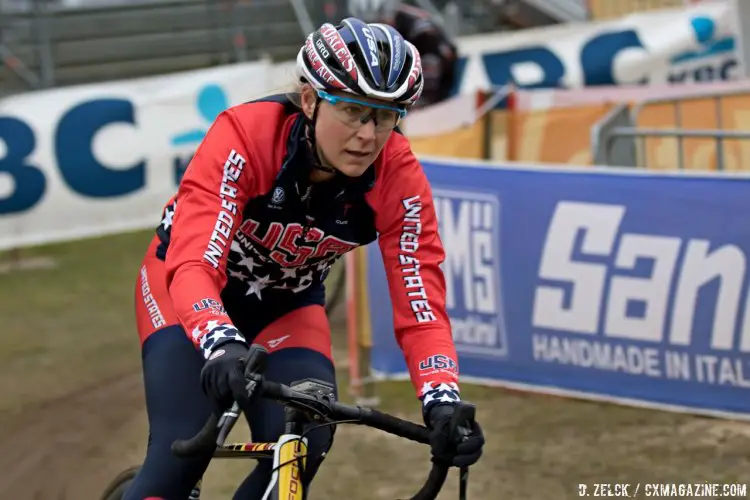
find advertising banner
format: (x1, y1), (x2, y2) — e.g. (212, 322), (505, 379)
(367, 158), (750, 418)
(455, 1), (740, 93)
(0, 61), (274, 250)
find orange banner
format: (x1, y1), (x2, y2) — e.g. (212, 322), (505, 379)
(506, 103), (614, 165)
(408, 115), (489, 160)
(635, 93), (750, 171)
(504, 90), (750, 171)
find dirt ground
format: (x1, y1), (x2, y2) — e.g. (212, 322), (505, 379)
(3, 231), (750, 500)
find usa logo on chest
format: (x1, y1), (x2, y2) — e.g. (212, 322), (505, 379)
(224, 217), (358, 299)
(238, 218), (357, 267)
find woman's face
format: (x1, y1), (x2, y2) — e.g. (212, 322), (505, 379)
(301, 85), (404, 177)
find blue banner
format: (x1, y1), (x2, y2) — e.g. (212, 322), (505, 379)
(366, 159), (750, 417)
(452, 2), (739, 100)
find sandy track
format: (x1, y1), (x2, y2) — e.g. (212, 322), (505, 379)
(0, 372), (145, 500)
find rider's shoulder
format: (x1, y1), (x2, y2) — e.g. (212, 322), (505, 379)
(220, 93), (299, 144)
(383, 130), (412, 157)
(226, 94), (298, 128)
(376, 130), (421, 179)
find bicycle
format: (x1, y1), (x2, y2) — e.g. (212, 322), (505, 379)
(101, 344), (475, 500)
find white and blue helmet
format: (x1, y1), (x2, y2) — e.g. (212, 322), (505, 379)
(295, 17), (424, 106)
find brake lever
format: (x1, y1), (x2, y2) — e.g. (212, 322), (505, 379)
(214, 344), (270, 448)
(450, 402), (475, 442)
(450, 403), (476, 500)
(243, 344), (269, 379)
(459, 466), (469, 500)
(216, 401), (241, 447)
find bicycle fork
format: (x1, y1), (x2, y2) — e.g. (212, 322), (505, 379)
(262, 406), (309, 500)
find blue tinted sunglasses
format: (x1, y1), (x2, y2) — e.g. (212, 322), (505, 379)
(317, 89), (408, 118)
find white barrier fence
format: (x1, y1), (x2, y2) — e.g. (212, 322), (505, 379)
(0, 61), (298, 250)
(0, 0), (744, 250)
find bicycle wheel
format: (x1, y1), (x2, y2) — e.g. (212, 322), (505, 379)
(99, 465), (140, 500)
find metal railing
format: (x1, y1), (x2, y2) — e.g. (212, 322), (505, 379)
(0, 0), (521, 96)
(0, 0), (598, 99)
(0, 0), (343, 94)
(592, 88), (750, 170)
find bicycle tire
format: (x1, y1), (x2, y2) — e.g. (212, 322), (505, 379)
(99, 465), (140, 500)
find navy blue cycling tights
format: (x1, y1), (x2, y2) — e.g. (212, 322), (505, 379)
(122, 324), (337, 500)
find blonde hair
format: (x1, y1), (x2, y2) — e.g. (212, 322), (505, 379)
(285, 79), (305, 109)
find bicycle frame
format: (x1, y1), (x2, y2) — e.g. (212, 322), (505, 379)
(170, 346), (468, 500)
(189, 383), (323, 500)
(104, 345), (470, 500)
(263, 433), (308, 500)
(182, 434), (308, 500)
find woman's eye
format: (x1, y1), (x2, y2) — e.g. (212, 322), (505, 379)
(377, 110), (397, 122)
(344, 105), (363, 115)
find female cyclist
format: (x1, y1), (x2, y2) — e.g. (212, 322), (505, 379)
(125, 17), (484, 500)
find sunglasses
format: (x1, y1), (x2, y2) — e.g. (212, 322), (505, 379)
(316, 89), (407, 132)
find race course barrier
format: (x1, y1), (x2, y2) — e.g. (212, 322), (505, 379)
(504, 79), (750, 168)
(454, 0), (740, 94)
(1, 0), (744, 251)
(364, 157), (750, 419)
(0, 61), (287, 251)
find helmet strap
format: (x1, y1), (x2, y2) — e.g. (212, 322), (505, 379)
(304, 99), (337, 174)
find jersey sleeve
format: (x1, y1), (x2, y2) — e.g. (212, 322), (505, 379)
(372, 138), (461, 412)
(164, 109), (257, 359)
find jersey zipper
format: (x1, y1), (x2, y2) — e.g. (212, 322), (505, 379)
(299, 184), (314, 241)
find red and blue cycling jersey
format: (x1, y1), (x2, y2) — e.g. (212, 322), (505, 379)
(155, 94), (460, 409)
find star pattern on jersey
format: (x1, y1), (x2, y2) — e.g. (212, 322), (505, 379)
(191, 320), (246, 358)
(228, 269), (248, 280)
(280, 267), (297, 279)
(245, 274), (271, 299)
(236, 253), (260, 273)
(420, 381), (461, 411)
(160, 204), (174, 231)
(225, 235), (340, 300)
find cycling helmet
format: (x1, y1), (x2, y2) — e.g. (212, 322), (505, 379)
(295, 17), (424, 106)
(347, 0), (398, 22)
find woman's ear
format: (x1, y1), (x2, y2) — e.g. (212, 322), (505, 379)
(300, 85), (316, 120)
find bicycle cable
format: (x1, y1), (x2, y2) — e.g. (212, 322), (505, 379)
(269, 418), (364, 479)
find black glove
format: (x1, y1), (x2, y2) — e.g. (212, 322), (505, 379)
(426, 402), (484, 468)
(200, 341), (249, 413)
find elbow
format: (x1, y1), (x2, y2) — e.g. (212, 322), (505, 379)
(396, 323), (451, 346)
(165, 259), (212, 298)
(164, 251), (180, 292)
